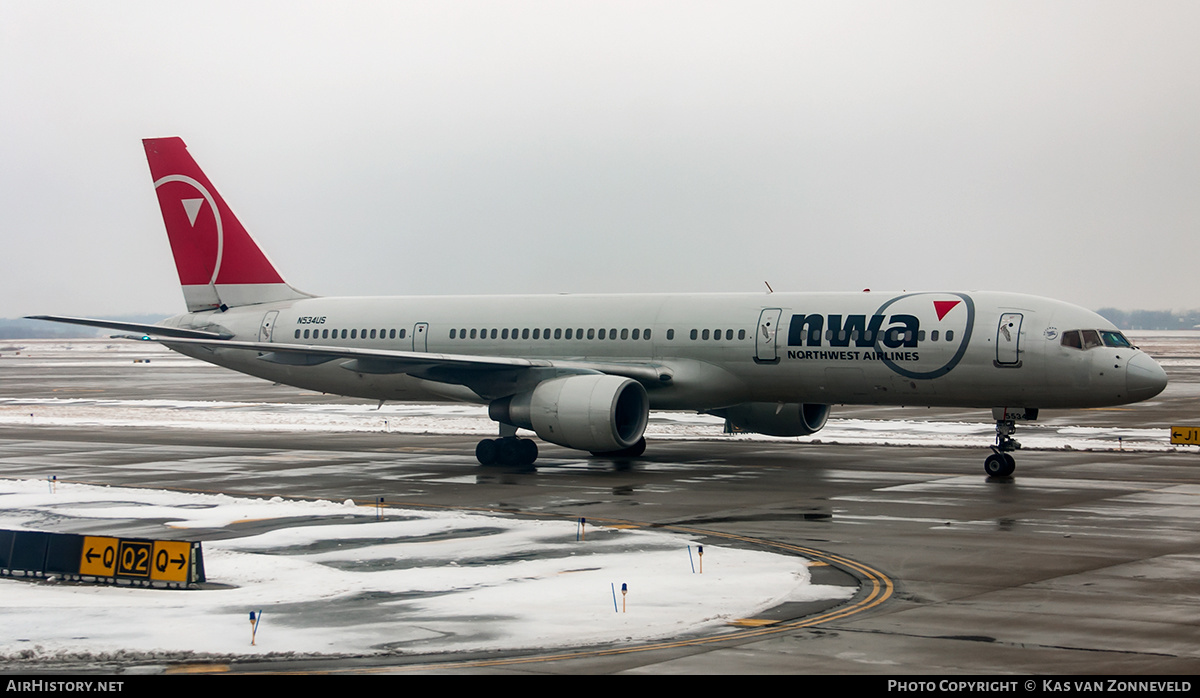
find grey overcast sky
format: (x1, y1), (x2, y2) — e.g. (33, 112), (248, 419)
(3, 1), (1198, 318)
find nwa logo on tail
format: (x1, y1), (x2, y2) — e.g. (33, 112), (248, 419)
(153, 175), (225, 287)
(785, 292), (975, 380)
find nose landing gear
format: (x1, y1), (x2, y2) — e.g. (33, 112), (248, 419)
(985, 407), (1037, 477)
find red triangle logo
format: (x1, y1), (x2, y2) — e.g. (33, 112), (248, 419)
(934, 300), (960, 321)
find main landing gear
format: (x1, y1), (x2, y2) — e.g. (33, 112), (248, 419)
(476, 436), (538, 466)
(476, 422), (538, 466)
(984, 407), (1036, 477)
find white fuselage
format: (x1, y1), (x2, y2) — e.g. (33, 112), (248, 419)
(160, 289), (1161, 412)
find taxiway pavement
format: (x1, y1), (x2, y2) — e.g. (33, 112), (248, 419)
(0, 338), (1197, 674)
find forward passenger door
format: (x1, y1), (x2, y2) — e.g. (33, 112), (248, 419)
(755, 308), (782, 364)
(995, 313), (1023, 366)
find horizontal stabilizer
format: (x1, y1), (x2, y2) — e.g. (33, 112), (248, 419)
(24, 315), (232, 340)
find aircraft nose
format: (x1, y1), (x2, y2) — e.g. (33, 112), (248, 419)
(1126, 352), (1168, 401)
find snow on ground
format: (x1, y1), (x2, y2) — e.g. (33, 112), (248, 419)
(0, 396), (1173, 452)
(0, 479), (848, 661)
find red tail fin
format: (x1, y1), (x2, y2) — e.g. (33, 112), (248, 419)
(143, 137), (310, 312)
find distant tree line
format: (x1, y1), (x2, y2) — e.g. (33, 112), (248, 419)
(1096, 308), (1200, 330)
(0, 319), (97, 339)
(0, 315), (168, 340)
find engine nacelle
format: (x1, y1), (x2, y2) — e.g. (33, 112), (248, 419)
(723, 402), (831, 437)
(489, 374), (649, 452)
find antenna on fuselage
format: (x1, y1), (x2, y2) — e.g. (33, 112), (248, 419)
(764, 281), (774, 294)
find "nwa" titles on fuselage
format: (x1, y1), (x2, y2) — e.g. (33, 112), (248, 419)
(786, 312), (924, 349)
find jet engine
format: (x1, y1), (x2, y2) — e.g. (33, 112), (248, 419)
(722, 402), (831, 437)
(489, 374), (649, 453)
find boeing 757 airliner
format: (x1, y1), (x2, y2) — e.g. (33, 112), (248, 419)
(30, 138), (1168, 475)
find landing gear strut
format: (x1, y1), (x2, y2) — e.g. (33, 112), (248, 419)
(984, 407), (1036, 477)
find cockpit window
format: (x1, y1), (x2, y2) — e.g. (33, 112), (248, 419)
(1100, 331), (1132, 348)
(1062, 329), (1134, 351)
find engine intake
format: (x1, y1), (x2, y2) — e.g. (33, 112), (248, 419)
(490, 374), (649, 452)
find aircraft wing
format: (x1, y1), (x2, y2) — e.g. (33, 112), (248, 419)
(113, 333), (674, 396)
